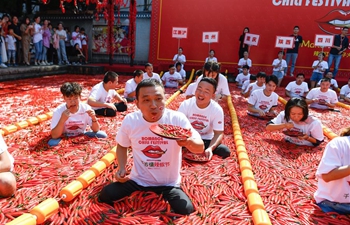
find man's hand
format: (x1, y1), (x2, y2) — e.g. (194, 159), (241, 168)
(86, 109), (97, 120)
(204, 148), (213, 160)
(258, 110), (265, 117)
(284, 122), (294, 129)
(61, 109), (71, 121)
(105, 103), (117, 111)
(298, 134), (309, 140)
(114, 168), (129, 183)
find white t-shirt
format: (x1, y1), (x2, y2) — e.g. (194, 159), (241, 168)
(248, 89), (279, 115)
(185, 83), (196, 97)
(33, 23), (42, 43)
(317, 79), (338, 89)
(176, 69), (186, 80)
(56, 29), (67, 41)
(238, 58), (252, 67)
(5, 35), (16, 50)
(270, 111), (324, 146)
(243, 82), (265, 94)
(241, 80), (251, 92)
(306, 88), (338, 109)
(236, 73), (251, 86)
(285, 81), (309, 97)
(143, 72), (161, 83)
(161, 72), (182, 88)
(314, 136), (350, 204)
(51, 102), (93, 136)
(116, 109), (201, 187)
(192, 74), (230, 96)
(205, 57), (218, 63)
(272, 59), (287, 72)
(0, 134), (14, 172)
(312, 60), (328, 74)
(89, 82), (118, 110)
(72, 31), (82, 49)
(124, 78), (138, 98)
(81, 34), (87, 45)
(173, 54), (186, 68)
(178, 97), (224, 140)
(340, 84), (350, 97)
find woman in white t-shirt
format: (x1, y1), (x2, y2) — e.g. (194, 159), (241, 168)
(173, 47), (186, 69)
(314, 127), (350, 215)
(266, 98), (324, 146)
(0, 134), (16, 197)
(33, 15), (44, 66)
(205, 49), (218, 63)
(72, 25), (82, 49)
(310, 52), (328, 89)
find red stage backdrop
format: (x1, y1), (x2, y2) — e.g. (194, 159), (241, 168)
(149, 0), (350, 77)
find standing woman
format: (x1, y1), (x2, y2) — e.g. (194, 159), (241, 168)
(33, 15), (43, 66)
(20, 17), (33, 66)
(56, 22), (70, 65)
(72, 25), (82, 50)
(42, 19), (51, 65)
(173, 47), (186, 69)
(238, 27), (249, 59)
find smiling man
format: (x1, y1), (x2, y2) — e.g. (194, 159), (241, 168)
(306, 78), (338, 110)
(49, 82), (107, 146)
(178, 77), (230, 160)
(99, 79), (204, 215)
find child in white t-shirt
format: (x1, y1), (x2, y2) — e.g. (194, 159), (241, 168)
(88, 71), (127, 117)
(98, 79), (204, 215)
(243, 72), (266, 98)
(241, 75), (256, 95)
(310, 52), (328, 88)
(306, 78), (338, 110)
(5, 28), (16, 67)
(124, 69), (143, 102)
(248, 75), (279, 118)
(339, 78), (350, 102)
(50, 82), (107, 146)
(235, 65), (250, 88)
(317, 72), (338, 91)
(175, 62), (186, 82)
(314, 127), (350, 215)
(266, 98), (324, 146)
(0, 134), (16, 197)
(285, 73), (309, 98)
(162, 64), (183, 88)
(179, 77), (230, 160)
(272, 51), (287, 87)
(143, 63), (161, 83)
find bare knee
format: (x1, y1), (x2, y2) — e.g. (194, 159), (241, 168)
(0, 172), (16, 198)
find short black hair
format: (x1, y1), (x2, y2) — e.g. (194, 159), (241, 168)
(296, 73), (305, 78)
(318, 52), (325, 57)
(60, 82), (82, 97)
(209, 49), (215, 53)
(250, 75), (257, 81)
(103, 71), (118, 83)
(195, 70), (202, 77)
(175, 62), (182, 68)
(198, 77), (217, 93)
(320, 77), (331, 83)
(145, 63), (152, 68)
(33, 15), (40, 20)
(169, 64), (175, 69)
(242, 65), (250, 70)
(343, 27), (349, 31)
(266, 75), (278, 86)
(74, 25), (80, 31)
(136, 79), (164, 100)
(278, 51), (285, 56)
(203, 61), (221, 83)
(133, 69), (143, 78)
(178, 47), (183, 51)
(80, 27), (85, 32)
(284, 98), (308, 122)
(294, 26), (299, 29)
(256, 72), (267, 78)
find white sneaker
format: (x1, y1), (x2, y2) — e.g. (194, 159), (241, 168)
(0, 63), (7, 68)
(35, 61), (38, 66)
(40, 61), (46, 66)
(290, 73), (294, 77)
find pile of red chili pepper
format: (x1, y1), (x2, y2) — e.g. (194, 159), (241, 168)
(157, 124), (192, 139)
(0, 75), (349, 225)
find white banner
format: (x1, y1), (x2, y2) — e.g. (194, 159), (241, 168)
(243, 33), (260, 46)
(314, 34), (334, 47)
(202, 32), (219, 43)
(275, 36), (295, 49)
(172, 27), (188, 39)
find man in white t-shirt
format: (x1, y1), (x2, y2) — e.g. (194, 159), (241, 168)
(241, 75), (256, 95)
(285, 73), (309, 98)
(124, 69), (143, 102)
(175, 62), (186, 82)
(179, 77), (230, 160)
(143, 63), (161, 83)
(50, 82), (107, 146)
(272, 51), (288, 87)
(238, 51), (252, 73)
(243, 72), (266, 98)
(306, 78), (338, 110)
(317, 72), (338, 91)
(248, 75), (279, 117)
(88, 71), (127, 117)
(339, 78), (350, 102)
(0, 134), (16, 197)
(99, 79), (204, 215)
(314, 131), (350, 215)
(235, 65), (251, 88)
(162, 64), (183, 88)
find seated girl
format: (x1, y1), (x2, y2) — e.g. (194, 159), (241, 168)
(314, 127), (350, 215)
(266, 98), (324, 146)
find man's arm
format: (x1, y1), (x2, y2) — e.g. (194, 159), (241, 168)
(321, 165), (350, 182)
(285, 90), (291, 97)
(114, 144), (129, 182)
(206, 130), (223, 152)
(0, 152), (12, 173)
(51, 110), (69, 139)
(177, 137), (204, 154)
(248, 103), (265, 116)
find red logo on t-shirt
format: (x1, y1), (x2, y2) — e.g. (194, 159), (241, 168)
(142, 145), (167, 159)
(191, 121), (206, 130)
(259, 105), (267, 110)
(66, 125), (81, 130)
